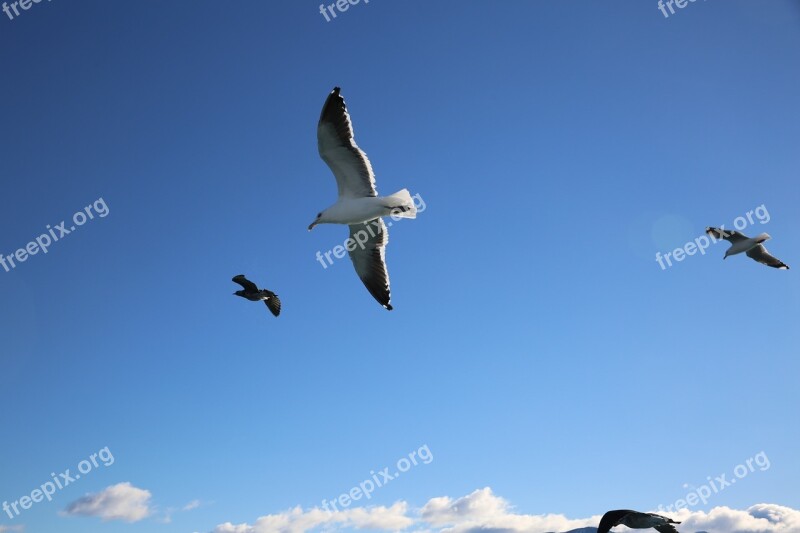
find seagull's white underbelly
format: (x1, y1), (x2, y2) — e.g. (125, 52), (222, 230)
(728, 239), (759, 256)
(326, 197), (391, 225)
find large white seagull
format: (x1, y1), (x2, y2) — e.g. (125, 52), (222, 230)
(309, 87), (418, 310)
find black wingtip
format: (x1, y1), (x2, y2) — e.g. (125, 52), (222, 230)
(385, 304), (393, 311)
(320, 87), (344, 123)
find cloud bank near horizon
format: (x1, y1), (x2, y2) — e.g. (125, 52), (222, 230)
(211, 487), (800, 533)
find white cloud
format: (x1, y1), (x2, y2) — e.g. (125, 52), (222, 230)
(671, 503), (800, 533)
(158, 498), (208, 525)
(212, 502), (413, 533)
(210, 487), (800, 533)
(62, 482), (153, 522)
(185, 500), (203, 511)
(0, 526), (25, 533)
(420, 488), (598, 533)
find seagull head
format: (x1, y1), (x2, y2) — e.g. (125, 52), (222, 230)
(308, 211), (324, 231)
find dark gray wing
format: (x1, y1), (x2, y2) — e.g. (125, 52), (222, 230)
(746, 244), (790, 269)
(264, 292), (281, 317)
(648, 512), (680, 533)
(706, 227), (749, 242)
(655, 525), (680, 533)
(317, 87), (378, 199)
(348, 219), (392, 310)
(232, 275), (259, 292)
(597, 510), (633, 533)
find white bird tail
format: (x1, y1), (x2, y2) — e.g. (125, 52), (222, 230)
(385, 188), (417, 219)
(756, 232), (771, 243)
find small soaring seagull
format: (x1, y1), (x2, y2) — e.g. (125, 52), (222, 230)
(598, 510), (680, 533)
(706, 227), (790, 270)
(308, 87), (417, 310)
(232, 275), (281, 317)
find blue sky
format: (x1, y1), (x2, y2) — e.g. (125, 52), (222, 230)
(1, 1), (799, 532)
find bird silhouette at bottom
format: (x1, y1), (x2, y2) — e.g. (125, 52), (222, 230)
(598, 510), (680, 533)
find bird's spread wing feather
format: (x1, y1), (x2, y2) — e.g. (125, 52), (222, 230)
(706, 227), (749, 243)
(232, 275), (259, 292)
(655, 525), (680, 533)
(746, 244), (790, 269)
(348, 219), (392, 310)
(264, 292), (281, 317)
(597, 510), (632, 533)
(317, 87), (378, 199)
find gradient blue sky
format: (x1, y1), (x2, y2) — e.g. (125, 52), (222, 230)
(1, 1), (799, 532)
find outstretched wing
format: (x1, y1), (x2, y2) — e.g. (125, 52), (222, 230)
(348, 219), (392, 310)
(655, 525), (680, 533)
(706, 227), (749, 242)
(264, 292), (281, 317)
(597, 510), (633, 533)
(232, 275), (259, 292)
(746, 244), (790, 269)
(317, 87), (378, 199)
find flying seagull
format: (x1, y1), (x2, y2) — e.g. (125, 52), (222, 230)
(232, 275), (281, 317)
(705, 227), (790, 269)
(308, 86), (418, 310)
(598, 510), (680, 533)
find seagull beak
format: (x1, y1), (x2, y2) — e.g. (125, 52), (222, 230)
(308, 220), (318, 231)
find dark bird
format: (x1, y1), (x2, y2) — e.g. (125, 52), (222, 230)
(232, 275), (281, 317)
(598, 510), (680, 533)
(706, 227), (790, 269)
